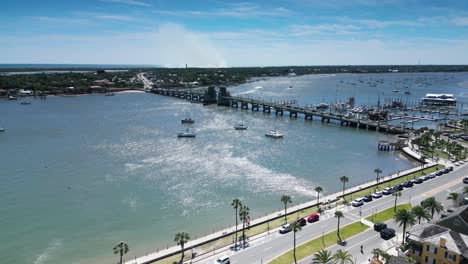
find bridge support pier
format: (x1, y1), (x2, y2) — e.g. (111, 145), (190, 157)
(340, 120), (349, 126)
(263, 106), (271, 113)
(305, 114), (313, 121)
(321, 117), (330, 123)
(275, 108), (283, 116)
(241, 102), (249, 110)
(252, 104), (259, 111)
(289, 111), (298, 118)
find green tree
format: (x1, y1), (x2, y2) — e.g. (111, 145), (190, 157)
(239, 204), (250, 248)
(392, 190), (402, 212)
(281, 195), (292, 224)
(174, 232), (190, 263)
(313, 249), (334, 264)
(335, 211), (344, 242)
(393, 209), (416, 243)
(446, 192), (459, 206)
(333, 249), (354, 264)
(113, 241), (129, 264)
(231, 198), (242, 250)
(421, 197), (444, 219)
(411, 205), (431, 224)
(372, 248), (390, 263)
(374, 168), (382, 184)
(339, 176), (349, 198)
(315, 186), (323, 205)
(291, 222), (302, 264)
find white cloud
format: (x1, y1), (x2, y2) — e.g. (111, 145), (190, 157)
(94, 14), (136, 21)
(289, 24), (360, 36)
(452, 17), (468, 26)
(29, 16), (90, 24)
(100, 0), (151, 7)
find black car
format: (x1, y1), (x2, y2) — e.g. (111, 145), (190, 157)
(374, 222), (387, 232)
(403, 181), (414, 188)
(435, 170), (443, 176)
(412, 178), (423, 184)
(380, 228), (396, 239)
(296, 218), (307, 226)
(448, 166), (454, 171)
(393, 184), (404, 191)
(443, 168), (450, 174)
(363, 195), (373, 202)
(463, 177), (468, 184)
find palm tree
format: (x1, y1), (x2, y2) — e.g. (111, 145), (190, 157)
(411, 205), (431, 224)
(239, 204), (250, 248)
(313, 249), (334, 264)
(420, 155), (427, 173)
(231, 198), (242, 250)
(335, 210), (344, 243)
(315, 186), (323, 205)
(392, 190), (402, 212)
(333, 249), (354, 264)
(291, 222), (302, 264)
(421, 197), (444, 219)
(113, 241), (129, 264)
(374, 168), (382, 184)
(393, 209), (416, 243)
(339, 176), (349, 198)
(281, 195), (292, 224)
(174, 232), (190, 263)
(447, 192), (459, 206)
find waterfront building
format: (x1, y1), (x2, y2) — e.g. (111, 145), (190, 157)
(421, 94), (457, 107)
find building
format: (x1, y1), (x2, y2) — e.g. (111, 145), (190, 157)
(421, 94), (457, 107)
(406, 205), (468, 264)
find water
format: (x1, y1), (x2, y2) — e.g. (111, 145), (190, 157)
(1, 72), (467, 264)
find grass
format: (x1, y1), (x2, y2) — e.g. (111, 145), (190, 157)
(342, 165), (444, 201)
(268, 204), (411, 264)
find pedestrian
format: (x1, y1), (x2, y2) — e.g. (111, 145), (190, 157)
(361, 245), (363, 253)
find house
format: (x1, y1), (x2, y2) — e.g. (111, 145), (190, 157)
(406, 223), (468, 264)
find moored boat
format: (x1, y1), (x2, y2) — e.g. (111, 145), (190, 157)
(265, 130), (283, 138)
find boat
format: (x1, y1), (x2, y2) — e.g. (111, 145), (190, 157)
(20, 101), (31, 105)
(105, 92), (115, 96)
(234, 111), (248, 130)
(181, 118), (194, 124)
(0, 128), (4, 132)
(392, 90), (399, 93)
(265, 130), (283, 138)
(404, 91), (411, 95)
(7, 96), (18, 100)
(287, 85), (293, 89)
(178, 128), (195, 138)
(316, 103), (329, 109)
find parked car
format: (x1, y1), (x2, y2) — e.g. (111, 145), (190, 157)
(412, 178), (423, 184)
(214, 256), (230, 264)
(279, 224), (292, 234)
(463, 177), (468, 184)
(443, 168), (450, 174)
(403, 181), (414, 188)
(427, 173), (436, 179)
(363, 195), (373, 202)
(380, 228), (396, 239)
(296, 218), (307, 226)
(352, 198), (364, 207)
(372, 191), (383, 198)
(435, 170), (444, 176)
(393, 184), (404, 191)
(420, 175), (430, 181)
(448, 166), (454, 171)
(374, 222), (387, 232)
(382, 187), (393, 195)
(307, 213), (320, 223)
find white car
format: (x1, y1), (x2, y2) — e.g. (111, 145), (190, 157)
(214, 255), (230, 264)
(382, 187), (393, 195)
(351, 198), (364, 207)
(372, 191), (383, 198)
(279, 224), (292, 234)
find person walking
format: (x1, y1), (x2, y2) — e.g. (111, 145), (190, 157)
(361, 245), (364, 253)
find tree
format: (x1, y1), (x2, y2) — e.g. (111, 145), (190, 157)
(174, 232), (190, 263)
(392, 190), (402, 212)
(231, 198), (242, 250)
(113, 241), (129, 264)
(411, 205), (431, 224)
(291, 222), (302, 264)
(420, 155), (427, 172)
(239, 204), (250, 248)
(281, 195), (292, 224)
(315, 186), (323, 205)
(421, 197), (444, 219)
(393, 209), (416, 244)
(372, 248), (390, 263)
(313, 249), (334, 264)
(374, 168), (382, 184)
(447, 192), (459, 206)
(335, 211), (344, 242)
(339, 176), (349, 198)
(333, 249), (354, 264)
(463, 186), (468, 194)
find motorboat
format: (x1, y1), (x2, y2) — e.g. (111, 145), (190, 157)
(234, 124), (248, 130)
(20, 101), (31, 105)
(0, 128), (4, 132)
(392, 90), (399, 93)
(181, 118), (194, 124)
(178, 128), (196, 138)
(265, 130), (284, 138)
(316, 103), (329, 109)
(7, 96), (18, 100)
(404, 91), (411, 95)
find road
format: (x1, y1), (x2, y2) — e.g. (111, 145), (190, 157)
(196, 163), (468, 264)
(137, 72), (153, 90)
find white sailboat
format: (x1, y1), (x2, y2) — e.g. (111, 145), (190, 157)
(234, 111), (248, 130)
(178, 128), (195, 138)
(265, 118), (283, 138)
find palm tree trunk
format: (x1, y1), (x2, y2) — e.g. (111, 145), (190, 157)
(431, 208), (434, 219)
(394, 196), (397, 212)
(402, 223), (407, 244)
(316, 191), (320, 205)
(242, 220), (246, 248)
(120, 251), (123, 264)
(234, 208), (238, 250)
(181, 244), (185, 262)
(342, 183), (345, 197)
(337, 217), (341, 242)
(293, 232), (297, 264)
(284, 204), (287, 224)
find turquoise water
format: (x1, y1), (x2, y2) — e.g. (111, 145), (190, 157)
(1, 72), (467, 264)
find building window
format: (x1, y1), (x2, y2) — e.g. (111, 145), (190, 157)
(427, 246), (437, 254)
(446, 252), (456, 261)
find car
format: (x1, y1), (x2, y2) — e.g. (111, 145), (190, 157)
(372, 191), (383, 198)
(382, 187), (393, 195)
(403, 181), (414, 188)
(363, 195), (373, 202)
(393, 184), (404, 191)
(351, 198), (364, 207)
(374, 222), (387, 231)
(420, 175), (429, 181)
(463, 177), (468, 184)
(296, 218), (307, 226)
(427, 173), (436, 179)
(449, 134), (459, 139)
(448, 166), (454, 171)
(380, 228), (396, 239)
(214, 256), (230, 264)
(412, 178), (423, 184)
(435, 170), (444, 176)
(443, 168), (450, 174)
(279, 224), (292, 234)
(307, 213), (320, 223)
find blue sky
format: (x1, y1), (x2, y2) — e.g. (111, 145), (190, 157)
(1, 0), (468, 66)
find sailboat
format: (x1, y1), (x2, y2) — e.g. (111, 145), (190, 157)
(181, 109), (194, 124)
(234, 111), (248, 130)
(178, 128), (195, 138)
(265, 118), (283, 138)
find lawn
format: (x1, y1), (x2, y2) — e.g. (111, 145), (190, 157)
(366, 204), (412, 223)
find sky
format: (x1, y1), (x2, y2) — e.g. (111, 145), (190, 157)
(1, 0), (468, 67)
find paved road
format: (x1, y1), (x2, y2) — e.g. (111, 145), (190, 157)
(197, 163), (468, 264)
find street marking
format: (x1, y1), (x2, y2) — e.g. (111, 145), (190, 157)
(263, 247), (272, 252)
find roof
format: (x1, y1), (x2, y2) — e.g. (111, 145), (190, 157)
(407, 223), (468, 258)
(388, 256), (415, 264)
(436, 205), (468, 235)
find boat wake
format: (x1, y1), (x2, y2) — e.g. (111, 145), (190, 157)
(33, 239), (63, 264)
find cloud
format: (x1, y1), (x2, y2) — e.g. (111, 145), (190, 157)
(29, 16), (90, 24)
(452, 17), (468, 26)
(94, 14), (136, 21)
(100, 0), (151, 7)
(289, 24), (361, 36)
